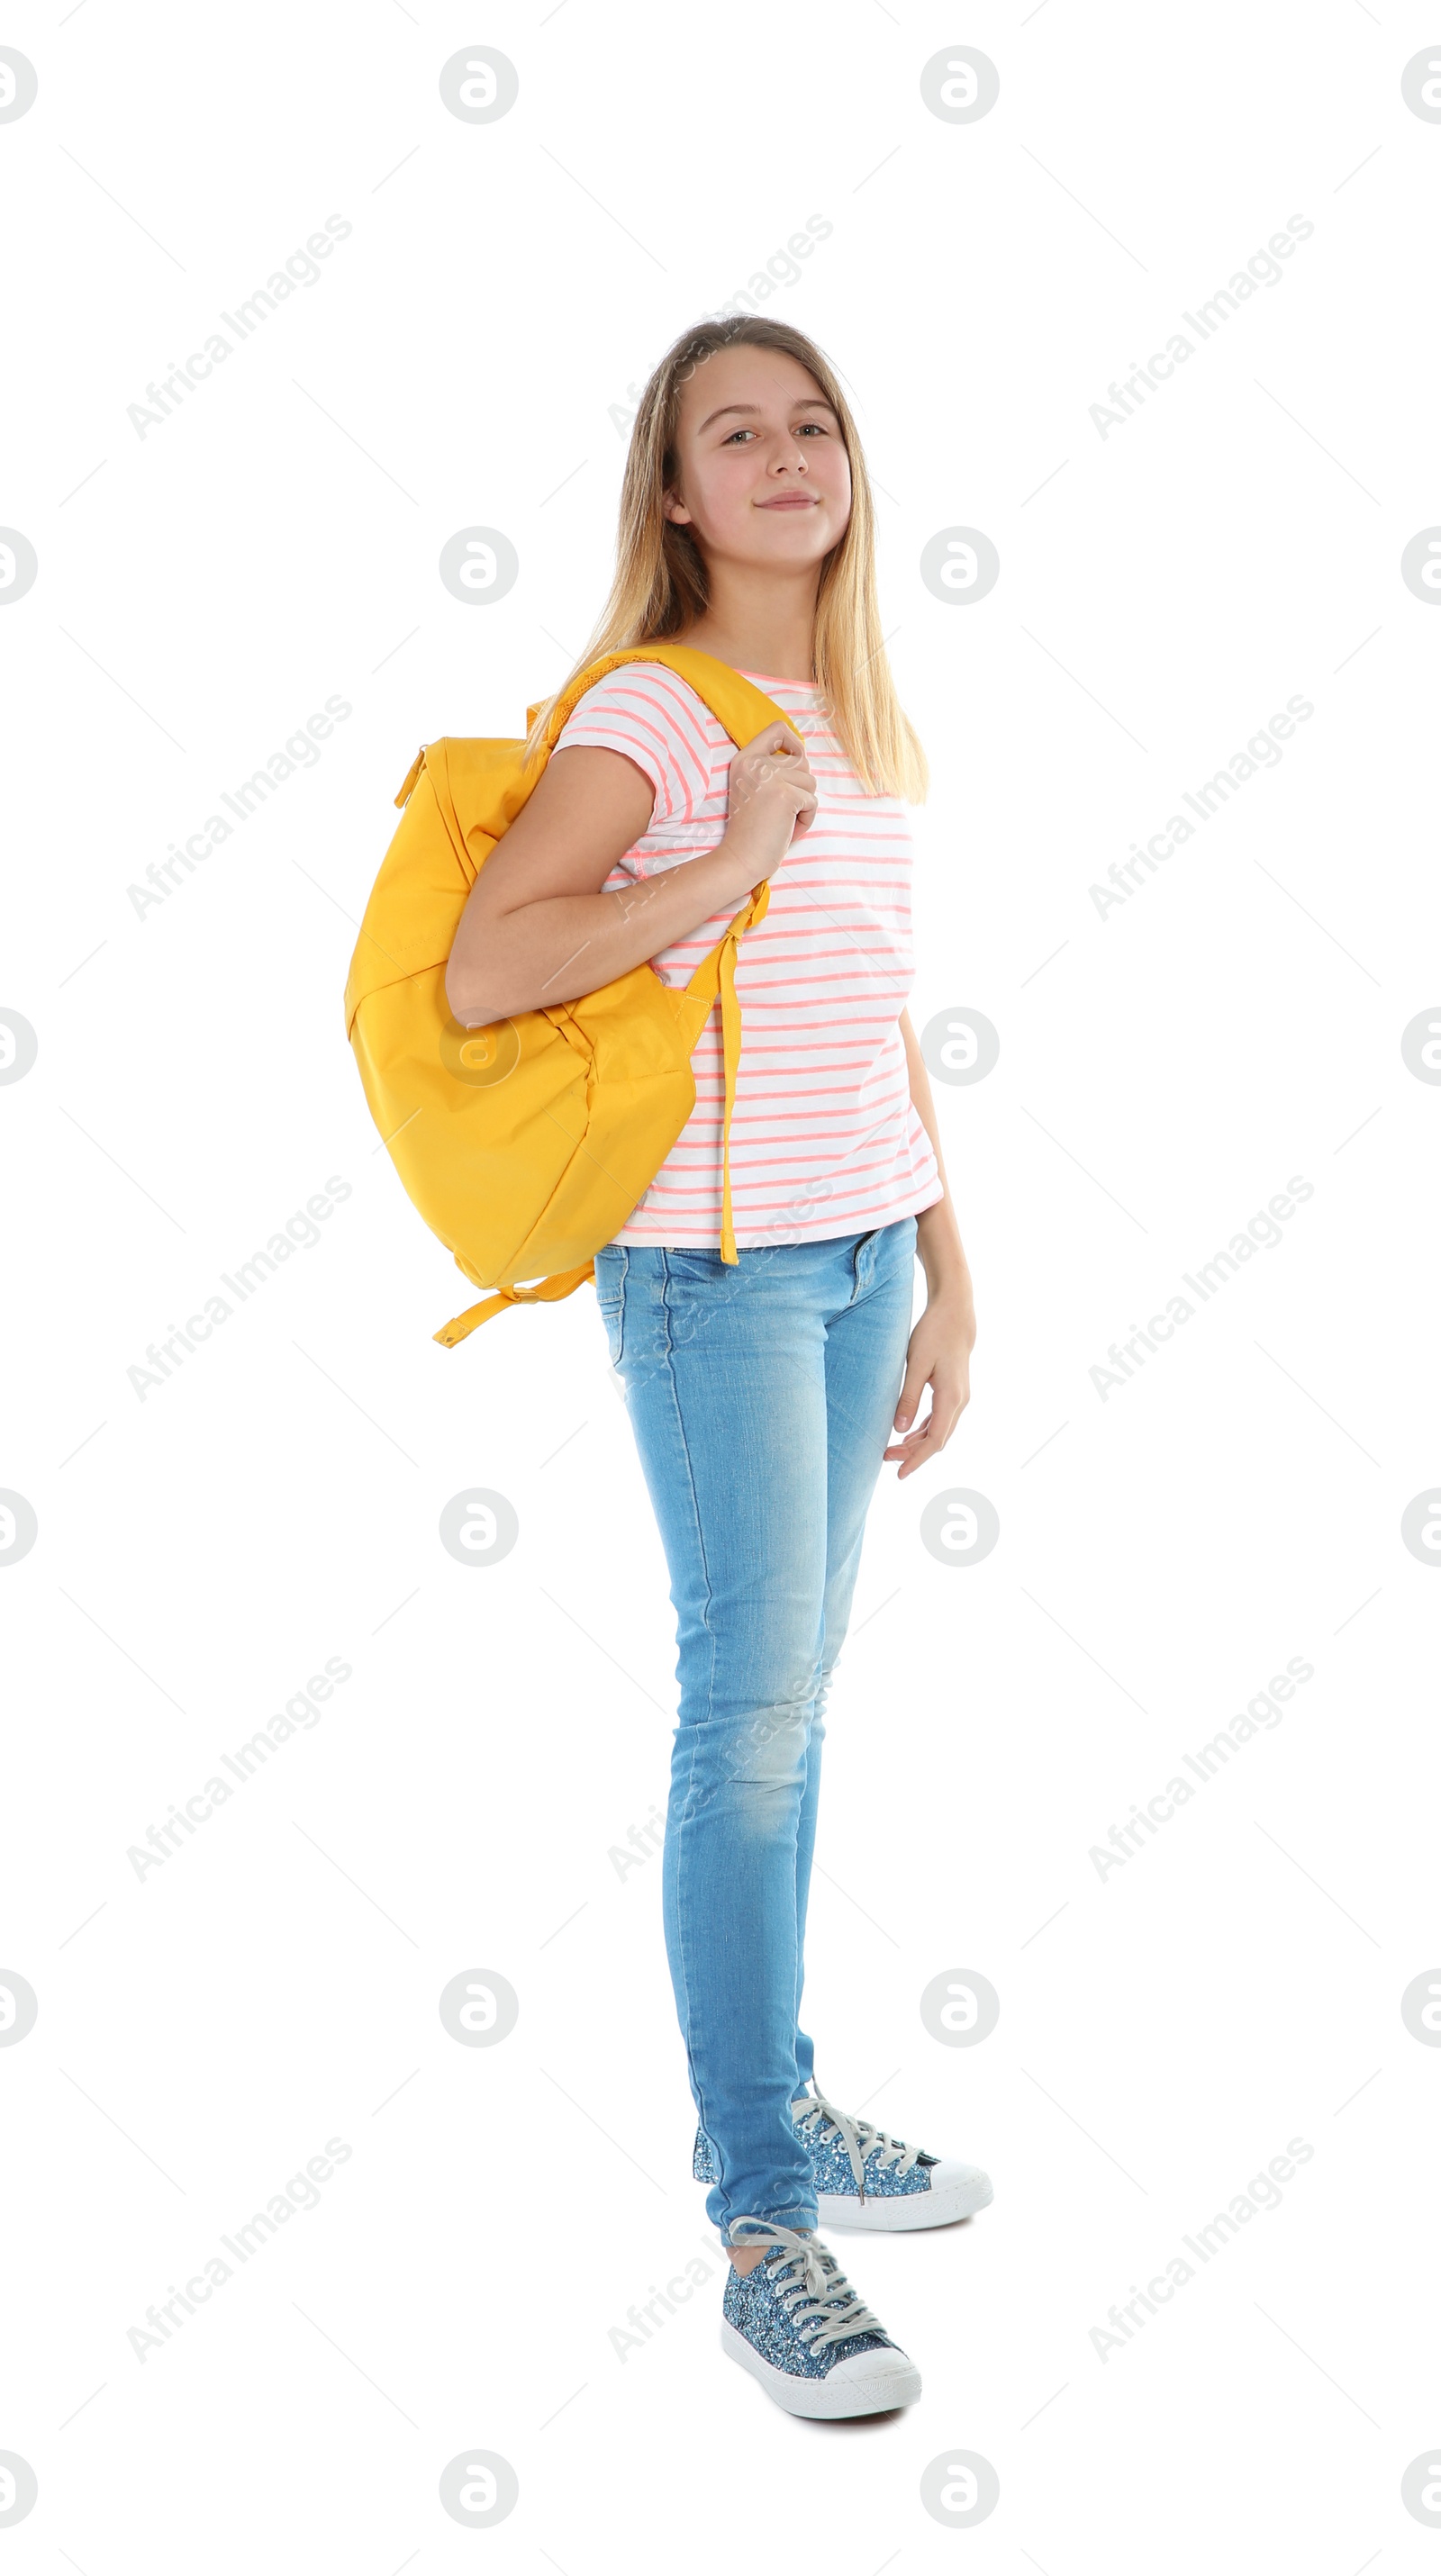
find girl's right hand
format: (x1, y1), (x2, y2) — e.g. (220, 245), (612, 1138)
(721, 721), (819, 880)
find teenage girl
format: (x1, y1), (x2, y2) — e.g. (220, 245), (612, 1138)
(445, 316), (989, 2419)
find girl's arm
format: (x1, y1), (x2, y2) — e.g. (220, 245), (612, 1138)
(445, 746), (757, 1026)
(444, 724), (816, 1026)
(885, 1008), (975, 1476)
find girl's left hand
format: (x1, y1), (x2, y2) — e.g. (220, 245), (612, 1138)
(884, 1289), (974, 1479)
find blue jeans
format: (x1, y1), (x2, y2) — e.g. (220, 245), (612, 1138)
(593, 1216), (919, 2242)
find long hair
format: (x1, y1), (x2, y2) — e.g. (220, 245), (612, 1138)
(522, 315), (929, 800)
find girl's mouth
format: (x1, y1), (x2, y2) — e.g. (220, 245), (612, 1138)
(757, 494), (819, 510)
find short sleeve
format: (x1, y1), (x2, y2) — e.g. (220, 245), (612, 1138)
(551, 663), (713, 831)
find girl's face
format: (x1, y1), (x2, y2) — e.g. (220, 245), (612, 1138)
(662, 345), (852, 574)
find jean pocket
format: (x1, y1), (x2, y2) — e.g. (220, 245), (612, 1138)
(661, 1246), (729, 1284)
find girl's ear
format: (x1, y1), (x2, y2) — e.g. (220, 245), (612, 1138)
(662, 486), (693, 527)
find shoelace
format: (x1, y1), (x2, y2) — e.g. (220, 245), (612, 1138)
(790, 2087), (921, 2200)
(728, 2220), (886, 2353)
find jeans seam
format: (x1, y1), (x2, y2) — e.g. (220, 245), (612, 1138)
(657, 1270), (818, 2242)
(613, 1243), (629, 1364)
(654, 1252), (730, 2232)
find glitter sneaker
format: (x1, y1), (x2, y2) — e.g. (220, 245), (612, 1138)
(721, 2220), (921, 2418)
(695, 2085), (992, 2234)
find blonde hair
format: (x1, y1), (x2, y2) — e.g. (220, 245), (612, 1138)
(522, 315), (929, 801)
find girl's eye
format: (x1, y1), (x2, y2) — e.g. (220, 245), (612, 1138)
(720, 422), (832, 445)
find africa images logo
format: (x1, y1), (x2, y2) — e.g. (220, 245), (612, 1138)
(125, 216), (353, 438)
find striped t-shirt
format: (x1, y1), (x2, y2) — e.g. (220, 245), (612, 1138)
(553, 661), (943, 1249)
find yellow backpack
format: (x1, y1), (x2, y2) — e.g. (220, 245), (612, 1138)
(343, 646), (788, 1346)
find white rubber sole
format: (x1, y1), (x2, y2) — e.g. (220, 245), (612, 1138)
(818, 2163), (993, 2234)
(721, 2319), (921, 2418)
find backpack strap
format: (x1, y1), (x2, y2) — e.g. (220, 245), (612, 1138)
(435, 1261), (597, 1348)
(529, 644), (791, 760)
(534, 646), (795, 1263)
(677, 880), (771, 1261)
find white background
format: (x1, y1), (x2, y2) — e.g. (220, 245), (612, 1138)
(4, 1), (1440, 2566)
